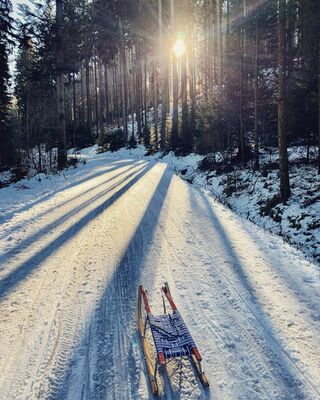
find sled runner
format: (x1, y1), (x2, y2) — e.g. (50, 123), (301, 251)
(137, 282), (209, 395)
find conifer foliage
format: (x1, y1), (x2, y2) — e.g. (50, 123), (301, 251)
(0, 0), (319, 196)
(0, 0), (14, 169)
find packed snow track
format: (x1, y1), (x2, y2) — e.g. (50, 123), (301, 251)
(0, 155), (319, 399)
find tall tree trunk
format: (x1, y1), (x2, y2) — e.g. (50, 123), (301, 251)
(72, 72), (76, 147)
(104, 64), (110, 126)
(254, 0), (260, 170)
(171, 0), (179, 148)
(189, 25), (196, 139)
(56, 0), (67, 169)
(113, 65), (120, 127)
(72, 72), (77, 123)
(210, 0), (215, 91)
(80, 67), (85, 125)
(129, 48), (135, 137)
(26, 88), (30, 157)
(216, 0), (222, 90)
(85, 58), (92, 134)
(136, 39), (142, 138)
(181, 52), (188, 151)
(159, 0), (167, 149)
(225, 0), (231, 99)
(306, 73), (312, 163)
(153, 58), (159, 148)
(99, 61), (105, 132)
(139, 42), (144, 130)
(278, 0), (291, 201)
(180, 3), (189, 152)
(119, 18), (128, 140)
(94, 58), (99, 137)
(144, 41), (148, 128)
(239, 28), (245, 167)
(204, 0), (210, 96)
(38, 144), (42, 173)
(318, 37), (320, 174)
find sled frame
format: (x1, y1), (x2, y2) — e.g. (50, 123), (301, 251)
(137, 283), (209, 395)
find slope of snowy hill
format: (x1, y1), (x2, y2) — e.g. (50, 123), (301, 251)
(0, 146), (319, 399)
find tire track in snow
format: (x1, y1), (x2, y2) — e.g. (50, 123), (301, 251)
(0, 161), (150, 399)
(47, 163), (163, 400)
(0, 215), (92, 399)
(86, 169), (158, 400)
(44, 169), (145, 399)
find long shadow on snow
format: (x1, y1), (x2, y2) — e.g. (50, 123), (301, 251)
(0, 162), (154, 300)
(0, 162), (148, 268)
(188, 189), (315, 399)
(0, 159), (136, 225)
(51, 166), (204, 400)
(228, 219), (320, 320)
(0, 162), (147, 242)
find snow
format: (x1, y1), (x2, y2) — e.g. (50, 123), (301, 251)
(0, 170), (13, 186)
(0, 146), (319, 399)
(98, 144), (320, 266)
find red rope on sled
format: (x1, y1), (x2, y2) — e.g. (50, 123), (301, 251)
(162, 286), (177, 310)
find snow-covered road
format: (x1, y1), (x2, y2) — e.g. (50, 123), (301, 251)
(0, 155), (319, 399)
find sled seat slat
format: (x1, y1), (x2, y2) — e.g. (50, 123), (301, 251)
(148, 310), (196, 359)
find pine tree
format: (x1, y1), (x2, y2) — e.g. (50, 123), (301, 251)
(0, 0), (15, 169)
(56, 0), (67, 169)
(277, 0), (291, 202)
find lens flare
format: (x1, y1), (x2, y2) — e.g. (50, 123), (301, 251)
(173, 38), (186, 58)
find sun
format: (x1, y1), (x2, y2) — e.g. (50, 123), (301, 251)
(173, 38), (186, 58)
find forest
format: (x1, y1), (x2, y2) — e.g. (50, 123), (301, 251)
(0, 0), (320, 203)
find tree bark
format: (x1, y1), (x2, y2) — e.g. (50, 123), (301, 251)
(189, 25), (196, 140)
(225, 0), (231, 99)
(56, 0), (67, 169)
(170, 0), (179, 148)
(119, 18), (128, 140)
(129, 48), (135, 137)
(113, 65), (120, 127)
(99, 61), (105, 132)
(153, 58), (159, 148)
(254, 0), (260, 170)
(278, 0), (291, 201)
(144, 41), (148, 128)
(85, 58), (92, 134)
(94, 58), (99, 137)
(104, 64), (109, 126)
(239, 28), (245, 167)
(72, 72), (76, 146)
(159, 0), (167, 149)
(216, 0), (222, 90)
(136, 39), (142, 138)
(318, 37), (320, 174)
(181, 52), (188, 150)
(80, 67), (85, 125)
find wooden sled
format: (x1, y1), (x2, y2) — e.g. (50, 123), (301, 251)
(137, 282), (209, 395)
